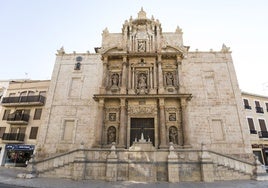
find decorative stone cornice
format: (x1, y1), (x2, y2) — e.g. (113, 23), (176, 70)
(93, 94), (192, 101)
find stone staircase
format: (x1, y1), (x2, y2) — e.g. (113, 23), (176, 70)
(208, 150), (254, 181)
(29, 149), (79, 179)
(27, 147), (266, 182)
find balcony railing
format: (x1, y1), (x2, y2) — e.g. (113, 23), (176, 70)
(256, 107), (264, 113)
(244, 105), (252, 110)
(258, 131), (268, 138)
(250, 129), (257, 134)
(1, 95), (46, 106)
(2, 133), (25, 142)
(6, 113), (29, 125)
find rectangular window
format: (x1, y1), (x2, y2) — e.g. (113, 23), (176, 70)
(33, 108), (42, 120)
(243, 99), (251, 109)
(2, 109), (11, 120)
(266, 103), (268, 112)
(247, 118), (257, 134)
(259, 119), (267, 132)
(255, 101), (264, 113)
(62, 120), (74, 141)
(0, 127), (6, 138)
(29, 127), (38, 139)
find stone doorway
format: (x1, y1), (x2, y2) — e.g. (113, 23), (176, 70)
(130, 118), (154, 146)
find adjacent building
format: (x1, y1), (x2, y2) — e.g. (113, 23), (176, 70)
(0, 80), (50, 166)
(242, 91), (268, 168)
(31, 9), (257, 182)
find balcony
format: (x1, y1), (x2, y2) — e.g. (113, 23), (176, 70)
(6, 113), (29, 125)
(1, 133), (25, 143)
(256, 107), (264, 114)
(1, 95), (46, 106)
(258, 131), (268, 138)
(250, 129), (257, 134)
(244, 105), (252, 110)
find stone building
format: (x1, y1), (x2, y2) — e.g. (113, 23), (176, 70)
(242, 91), (268, 169)
(0, 80), (49, 167)
(34, 9), (259, 182)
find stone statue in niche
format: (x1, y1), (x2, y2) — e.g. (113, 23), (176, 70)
(138, 73), (147, 89)
(169, 126), (178, 145)
(111, 73), (119, 86)
(166, 72), (174, 86)
(137, 73), (148, 94)
(107, 126), (116, 144)
(110, 73), (119, 92)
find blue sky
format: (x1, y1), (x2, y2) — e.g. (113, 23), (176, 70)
(0, 0), (268, 94)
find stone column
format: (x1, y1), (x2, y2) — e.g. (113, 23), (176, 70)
(121, 57), (127, 94)
(176, 55), (183, 93)
(128, 64), (132, 89)
(149, 67), (153, 89)
(94, 98), (104, 147)
(181, 98), (190, 147)
(159, 98), (167, 148)
(154, 61), (157, 89)
(100, 57), (108, 94)
(119, 98), (126, 148)
(157, 55), (164, 94)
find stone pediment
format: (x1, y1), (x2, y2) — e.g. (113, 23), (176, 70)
(162, 45), (186, 54)
(101, 47), (126, 55)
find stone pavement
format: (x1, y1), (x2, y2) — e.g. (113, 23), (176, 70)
(0, 167), (268, 188)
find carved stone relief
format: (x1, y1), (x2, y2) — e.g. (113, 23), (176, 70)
(128, 105), (156, 115)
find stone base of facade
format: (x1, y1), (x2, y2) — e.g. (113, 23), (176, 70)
(32, 145), (255, 182)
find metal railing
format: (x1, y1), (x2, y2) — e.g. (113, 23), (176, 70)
(2, 95), (45, 105)
(2, 133), (25, 141)
(7, 113), (30, 122)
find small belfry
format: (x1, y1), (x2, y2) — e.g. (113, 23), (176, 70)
(34, 8), (256, 182)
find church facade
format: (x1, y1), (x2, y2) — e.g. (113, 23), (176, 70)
(34, 9), (258, 182)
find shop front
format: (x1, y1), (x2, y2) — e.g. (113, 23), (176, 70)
(4, 144), (34, 167)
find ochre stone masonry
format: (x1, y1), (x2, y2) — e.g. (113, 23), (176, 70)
(33, 9), (261, 182)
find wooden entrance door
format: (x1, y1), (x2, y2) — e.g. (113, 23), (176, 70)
(130, 118), (154, 146)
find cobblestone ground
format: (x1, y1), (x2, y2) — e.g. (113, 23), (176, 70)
(0, 167), (268, 188)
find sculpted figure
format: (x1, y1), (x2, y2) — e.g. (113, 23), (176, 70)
(111, 73), (119, 86)
(166, 72), (174, 86)
(138, 73), (147, 89)
(107, 126), (116, 144)
(169, 126), (178, 145)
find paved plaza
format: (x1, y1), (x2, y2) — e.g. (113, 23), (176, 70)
(0, 167), (267, 188)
